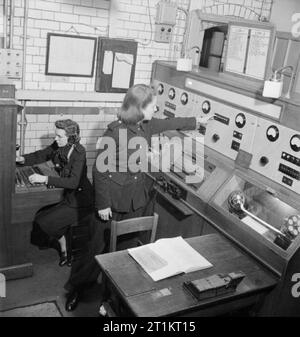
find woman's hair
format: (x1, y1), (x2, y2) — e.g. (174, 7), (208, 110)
(117, 84), (156, 124)
(55, 119), (80, 144)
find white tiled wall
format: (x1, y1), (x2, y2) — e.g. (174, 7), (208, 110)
(2, 0), (272, 177)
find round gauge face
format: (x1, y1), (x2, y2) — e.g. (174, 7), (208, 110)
(266, 125), (279, 142)
(202, 100), (211, 114)
(180, 92), (188, 105)
(235, 113), (246, 128)
(158, 84), (164, 95)
(168, 88), (175, 100)
(290, 135), (300, 152)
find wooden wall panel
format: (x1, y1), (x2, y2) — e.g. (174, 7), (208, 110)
(0, 103), (18, 267)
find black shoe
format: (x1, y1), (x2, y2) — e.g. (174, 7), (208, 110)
(67, 257), (73, 267)
(65, 290), (80, 312)
(59, 251), (68, 267)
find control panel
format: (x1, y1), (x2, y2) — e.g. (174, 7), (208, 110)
(204, 107), (258, 161)
(153, 76), (300, 195)
(250, 118), (300, 194)
(154, 80), (258, 161)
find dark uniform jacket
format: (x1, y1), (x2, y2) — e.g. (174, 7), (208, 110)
(24, 141), (93, 209)
(93, 117), (196, 213)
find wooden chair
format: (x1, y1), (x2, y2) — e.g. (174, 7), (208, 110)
(99, 213), (159, 316)
(109, 213), (159, 252)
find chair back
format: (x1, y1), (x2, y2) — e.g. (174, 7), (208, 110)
(109, 213), (158, 252)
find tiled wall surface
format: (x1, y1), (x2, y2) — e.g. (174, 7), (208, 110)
(0, 0), (272, 177)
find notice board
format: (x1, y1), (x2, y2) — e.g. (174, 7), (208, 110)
(45, 33), (97, 77)
(224, 22), (275, 80)
(95, 38), (138, 93)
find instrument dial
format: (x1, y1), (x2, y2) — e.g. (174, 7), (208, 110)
(180, 92), (188, 105)
(168, 88), (176, 100)
(290, 135), (300, 152)
(158, 84), (164, 95)
(235, 113), (246, 128)
(202, 100), (211, 114)
(266, 125), (279, 142)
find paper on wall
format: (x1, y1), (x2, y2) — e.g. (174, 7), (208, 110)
(102, 50), (114, 75)
(245, 29), (270, 79)
(112, 53), (133, 89)
(226, 26), (249, 74)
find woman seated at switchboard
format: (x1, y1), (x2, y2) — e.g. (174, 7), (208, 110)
(63, 84), (212, 312)
(16, 119), (93, 267)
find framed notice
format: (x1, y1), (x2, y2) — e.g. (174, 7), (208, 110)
(45, 33), (97, 77)
(95, 38), (138, 93)
(224, 22), (275, 80)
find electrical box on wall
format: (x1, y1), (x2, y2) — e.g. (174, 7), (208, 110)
(0, 49), (22, 78)
(154, 24), (173, 43)
(154, 0), (177, 43)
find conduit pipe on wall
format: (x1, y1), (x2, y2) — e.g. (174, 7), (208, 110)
(19, 0), (28, 155)
(3, 0), (7, 48)
(9, 0), (15, 48)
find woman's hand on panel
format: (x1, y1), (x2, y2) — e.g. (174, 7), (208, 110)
(196, 115), (214, 128)
(16, 155), (25, 164)
(29, 173), (48, 184)
(98, 207), (112, 221)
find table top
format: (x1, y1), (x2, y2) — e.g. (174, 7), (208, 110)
(95, 234), (278, 317)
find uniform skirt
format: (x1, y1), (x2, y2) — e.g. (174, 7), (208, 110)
(31, 200), (92, 247)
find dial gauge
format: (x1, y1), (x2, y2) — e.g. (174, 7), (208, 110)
(290, 135), (300, 152)
(266, 125), (279, 142)
(235, 113), (246, 129)
(202, 100), (211, 114)
(168, 88), (175, 100)
(181, 92), (188, 105)
(158, 84), (164, 95)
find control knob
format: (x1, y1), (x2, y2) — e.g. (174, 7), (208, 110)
(260, 156), (269, 166)
(212, 134), (220, 143)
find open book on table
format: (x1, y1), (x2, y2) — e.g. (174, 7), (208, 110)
(128, 236), (213, 281)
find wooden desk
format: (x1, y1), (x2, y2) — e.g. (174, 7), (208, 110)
(95, 234), (278, 317)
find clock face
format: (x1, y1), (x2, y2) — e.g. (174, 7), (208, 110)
(266, 125), (279, 142)
(290, 135), (300, 152)
(202, 100), (211, 114)
(235, 113), (246, 128)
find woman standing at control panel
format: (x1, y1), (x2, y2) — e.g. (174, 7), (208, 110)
(64, 84), (212, 312)
(16, 119), (93, 267)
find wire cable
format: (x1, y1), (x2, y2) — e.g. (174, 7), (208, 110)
(137, 0), (153, 47)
